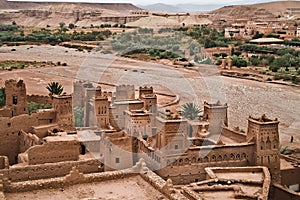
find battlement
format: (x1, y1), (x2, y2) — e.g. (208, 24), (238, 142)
(143, 94), (157, 98)
(248, 114), (279, 124)
(52, 94), (72, 99)
(204, 100), (228, 108)
(139, 86), (153, 90)
(5, 79), (25, 88)
(139, 86), (154, 99)
(102, 91), (113, 98)
(116, 84), (134, 91)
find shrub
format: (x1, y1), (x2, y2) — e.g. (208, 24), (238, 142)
(28, 102), (52, 114)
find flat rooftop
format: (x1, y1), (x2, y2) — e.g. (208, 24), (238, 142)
(183, 166), (270, 200)
(5, 175), (166, 200)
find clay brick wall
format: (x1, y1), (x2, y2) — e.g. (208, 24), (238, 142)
(27, 95), (52, 105)
(281, 168), (300, 186)
(5, 79), (28, 116)
(0, 111), (56, 165)
(271, 184), (300, 200)
(0, 156), (9, 170)
(0, 108), (13, 118)
(100, 133), (133, 171)
(26, 141), (80, 165)
(221, 126), (246, 143)
(3, 159), (184, 200)
(19, 130), (40, 153)
(1, 159), (100, 182)
(155, 143), (255, 184)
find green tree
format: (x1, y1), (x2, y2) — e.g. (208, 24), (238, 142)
(46, 82), (64, 98)
(28, 102), (52, 114)
(68, 23), (75, 29)
(181, 102), (201, 120)
(73, 106), (84, 127)
(0, 87), (5, 107)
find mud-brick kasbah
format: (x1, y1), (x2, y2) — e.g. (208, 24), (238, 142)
(0, 78), (299, 199)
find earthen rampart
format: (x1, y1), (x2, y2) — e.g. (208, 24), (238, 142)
(1, 158), (100, 182)
(221, 126), (247, 143)
(26, 95), (52, 105)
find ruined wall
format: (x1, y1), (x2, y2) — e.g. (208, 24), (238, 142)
(27, 95), (52, 105)
(1, 158), (100, 182)
(5, 79), (28, 116)
(0, 110), (56, 165)
(19, 130), (40, 154)
(26, 140), (80, 165)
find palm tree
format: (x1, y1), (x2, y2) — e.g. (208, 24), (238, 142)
(46, 82), (64, 98)
(181, 102), (201, 120)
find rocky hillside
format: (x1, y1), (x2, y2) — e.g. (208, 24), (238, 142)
(0, 0), (142, 27)
(210, 1), (300, 18)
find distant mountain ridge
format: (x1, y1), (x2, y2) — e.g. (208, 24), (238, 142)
(0, 0), (141, 11)
(138, 3), (224, 13)
(138, 0), (288, 13)
(210, 1), (300, 17)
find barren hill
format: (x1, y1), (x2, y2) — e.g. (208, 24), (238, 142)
(0, 0), (142, 27)
(210, 1), (300, 18)
(0, 0), (141, 11)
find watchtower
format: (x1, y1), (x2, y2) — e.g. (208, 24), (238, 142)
(95, 96), (110, 129)
(52, 94), (74, 130)
(203, 101), (228, 135)
(5, 79), (28, 117)
(247, 114), (281, 183)
(139, 86), (153, 99)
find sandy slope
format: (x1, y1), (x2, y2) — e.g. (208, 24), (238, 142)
(210, 1), (300, 17)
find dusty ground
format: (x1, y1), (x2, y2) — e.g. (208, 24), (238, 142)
(5, 176), (167, 200)
(0, 45), (299, 148)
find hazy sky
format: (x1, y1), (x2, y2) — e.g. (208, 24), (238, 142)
(9, 0), (280, 5)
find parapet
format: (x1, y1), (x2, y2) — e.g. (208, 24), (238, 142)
(52, 93), (72, 99)
(139, 86), (153, 91)
(204, 100), (227, 108)
(248, 114), (279, 124)
(5, 79), (25, 88)
(116, 85), (134, 91)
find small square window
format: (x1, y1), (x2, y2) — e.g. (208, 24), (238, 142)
(115, 158), (120, 163)
(175, 144), (179, 150)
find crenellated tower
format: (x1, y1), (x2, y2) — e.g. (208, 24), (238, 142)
(203, 101), (228, 135)
(52, 94), (75, 131)
(247, 114), (281, 183)
(5, 79), (28, 117)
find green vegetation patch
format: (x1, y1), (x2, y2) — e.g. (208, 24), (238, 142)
(0, 60), (56, 71)
(28, 102), (52, 114)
